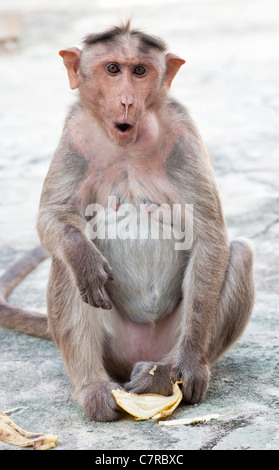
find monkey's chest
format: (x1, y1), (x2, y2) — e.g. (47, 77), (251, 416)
(88, 199), (187, 323)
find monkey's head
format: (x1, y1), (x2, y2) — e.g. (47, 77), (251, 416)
(59, 23), (185, 148)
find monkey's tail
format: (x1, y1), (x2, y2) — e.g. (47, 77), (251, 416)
(0, 246), (52, 340)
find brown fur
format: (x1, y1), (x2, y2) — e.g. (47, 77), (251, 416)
(0, 23), (255, 421)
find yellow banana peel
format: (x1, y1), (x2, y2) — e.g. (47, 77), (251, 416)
(112, 381), (182, 420)
(0, 409), (59, 450)
(158, 409), (234, 426)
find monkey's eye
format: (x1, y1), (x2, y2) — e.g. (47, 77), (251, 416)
(107, 63), (120, 74)
(133, 65), (146, 76)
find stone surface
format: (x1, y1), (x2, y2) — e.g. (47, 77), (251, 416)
(0, 0), (278, 451)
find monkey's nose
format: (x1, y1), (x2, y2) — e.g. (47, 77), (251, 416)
(121, 97), (133, 118)
(121, 97), (133, 107)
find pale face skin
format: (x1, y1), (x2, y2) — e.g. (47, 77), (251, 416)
(79, 39), (166, 148)
(59, 36), (184, 151)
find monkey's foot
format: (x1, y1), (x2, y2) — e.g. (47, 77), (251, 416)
(125, 361), (173, 396)
(76, 381), (124, 422)
(171, 359), (210, 404)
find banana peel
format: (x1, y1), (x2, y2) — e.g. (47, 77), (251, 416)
(158, 410), (234, 426)
(0, 410), (59, 450)
(112, 381), (183, 420)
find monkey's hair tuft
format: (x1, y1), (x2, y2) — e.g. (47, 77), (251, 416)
(83, 21), (167, 52)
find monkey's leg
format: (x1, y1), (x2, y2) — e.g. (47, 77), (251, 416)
(169, 238), (255, 404)
(206, 238), (255, 364)
(47, 258), (123, 422)
(125, 239), (254, 399)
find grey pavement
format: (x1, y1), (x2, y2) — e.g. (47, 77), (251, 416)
(0, 0), (278, 451)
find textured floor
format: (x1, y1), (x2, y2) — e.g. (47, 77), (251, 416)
(0, 0), (278, 451)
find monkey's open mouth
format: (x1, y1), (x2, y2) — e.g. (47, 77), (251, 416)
(114, 122), (133, 133)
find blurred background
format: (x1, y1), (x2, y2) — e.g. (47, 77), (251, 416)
(0, 0), (279, 450)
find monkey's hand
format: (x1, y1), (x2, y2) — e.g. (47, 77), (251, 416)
(75, 249), (114, 309)
(77, 250), (114, 310)
(64, 230), (114, 309)
(125, 361), (173, 396)
(171, 350), (210, 404)
(77, 381), (124, 422)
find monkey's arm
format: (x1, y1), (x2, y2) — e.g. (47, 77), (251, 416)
(172, 229), (230, 403)
(168, 129), (230, 402)
(37, 150), (113, 309)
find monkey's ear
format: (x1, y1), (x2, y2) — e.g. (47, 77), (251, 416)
(165, 53), (185, 88)
(59, 47), (82, 90)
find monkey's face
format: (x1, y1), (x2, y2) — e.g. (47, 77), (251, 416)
(60, 36), (184, 149)
(79, 41), (167, 147)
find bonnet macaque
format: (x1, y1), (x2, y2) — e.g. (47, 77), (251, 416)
(0, 22), (255, 422)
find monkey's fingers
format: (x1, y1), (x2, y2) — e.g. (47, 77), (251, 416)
(103, 264), (114, 281)
(95, 294), (112, 310)
(82, 286), (112, 310)
(183, 378), (209, 405)
(173, 362), (210, 405)
(79, 287), (90, 304)
(91, 282), (112, 309)
(101, 299), (112, 310)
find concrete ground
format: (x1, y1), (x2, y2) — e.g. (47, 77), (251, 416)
(0, 0), (278, 451)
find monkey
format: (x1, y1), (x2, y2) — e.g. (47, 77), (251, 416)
(0, 22), (255, 422)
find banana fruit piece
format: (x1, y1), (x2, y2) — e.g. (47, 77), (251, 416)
(0, 410), (59, 450)
(112, 381), (183, 420)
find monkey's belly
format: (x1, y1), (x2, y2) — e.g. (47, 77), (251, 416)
(95, 236), (186, 323)
(88, 200), (187, 322)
